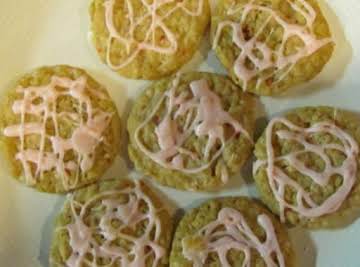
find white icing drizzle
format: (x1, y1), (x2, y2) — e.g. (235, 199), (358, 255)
(134, 76), (252, 180)
(182, 207), (285, 267)
(254, 117), (359, 222)
(3, 76), (113, 190)
(213, 0), (333, 91)
(57, 180), (165, 267)
(104, 0), (204, 70)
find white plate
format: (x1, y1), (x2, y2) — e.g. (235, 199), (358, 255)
(0, 0), (359, 266)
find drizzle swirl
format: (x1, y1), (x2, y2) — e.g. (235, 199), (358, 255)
(134, 76), (252, 183)
(56, 180), (165, 267)
(213, 0), (333, 91)
(254, 117), (359, 222)
(182, 207), (285, 267)
(104, 0), (205, 70)
(3, 75), (113, 190)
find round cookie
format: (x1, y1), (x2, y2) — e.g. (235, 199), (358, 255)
(170, 197), (295, 267)
(211, 0), (334, 96)
(50, 178), (173, 267)
(0, 65), (121, 193)
(127, 72), (257, 191)
(254, 106), (360, 228)
(89, 0), (210, 80)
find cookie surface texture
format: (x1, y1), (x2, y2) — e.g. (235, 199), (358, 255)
(0, 65), (121, 193)
(254, 106), (360, 228)
(211, 0), (334, 96)
(90, 0), (210, 79)
(128, 72), (256, 191)
(170, 197), (295, 267)
(50, 178), (173, 267)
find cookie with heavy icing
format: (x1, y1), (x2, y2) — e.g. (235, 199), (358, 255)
(50, 178), (173, 267)
(170, 197), (295, 267)
(89, 0), (210, 80)
(127, 72), (257, 191)
(0, 65), (121, 193)
(254, 107), (360, 228)
(211, 0), (334, 96)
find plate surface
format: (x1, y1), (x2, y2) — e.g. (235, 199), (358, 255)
(0, 0), (359, 267)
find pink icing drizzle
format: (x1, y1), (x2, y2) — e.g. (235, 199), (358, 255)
(213, 0), (333, 91)
(57, 180), (165, 267)
(3, 76), (113, 190)
(182, 207), (285, 267)
(254, 117), (359, 222)
(134, 76), (252, 183)
(104, 0), (205, 70)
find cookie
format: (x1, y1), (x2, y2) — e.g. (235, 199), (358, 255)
(50, 178), (173, 267)
(127, 72), (257, 191)
(90, 0), (210, 79)
(0, 65), (121, 193)
(211, 0), (334, 96)
(254, 106), (360, 228)
(170, 197), (295, 267)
